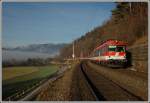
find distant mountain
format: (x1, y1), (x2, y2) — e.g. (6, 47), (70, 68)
(3, 43), (67, 55)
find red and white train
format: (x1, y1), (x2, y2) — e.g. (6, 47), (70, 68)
(90, 39), (127, 66)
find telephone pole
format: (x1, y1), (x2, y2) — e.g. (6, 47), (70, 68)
(72, 40), (75, 60)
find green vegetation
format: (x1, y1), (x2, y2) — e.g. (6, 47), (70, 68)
(59, 2), (148, 58)
(3, 65), (58, 85)
(2, 65), (59, 100)
(3, 66), (38, 80)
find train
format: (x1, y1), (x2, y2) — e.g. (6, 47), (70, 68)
(90, 39), (127, 67)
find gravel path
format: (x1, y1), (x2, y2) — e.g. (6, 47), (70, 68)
(36, 63), (95, 101)
(34, 61), (148, 101)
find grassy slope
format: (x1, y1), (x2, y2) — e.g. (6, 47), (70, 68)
(3, 67), (38, 80)
(2, 65), (59, 100)
(3, 65), (59, 85)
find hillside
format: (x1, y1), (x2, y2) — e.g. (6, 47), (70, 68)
(59, 2), (148, 59)
(127, 35), (148, 73)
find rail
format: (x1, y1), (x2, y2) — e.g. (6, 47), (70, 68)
(80, 63), (106, 101)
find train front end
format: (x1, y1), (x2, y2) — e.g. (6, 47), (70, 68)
(91, 39), (128, 67)
(106, 45), (127, 65)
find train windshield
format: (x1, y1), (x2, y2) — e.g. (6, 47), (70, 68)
(116, 46), (125, 52)
(109, 46), (125, 52)
(109, 46), (116, 51)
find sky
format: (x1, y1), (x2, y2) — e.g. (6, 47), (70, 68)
(2, 2), (116, 47)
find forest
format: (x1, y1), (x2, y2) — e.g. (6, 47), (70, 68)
(59, 2), (148, 59)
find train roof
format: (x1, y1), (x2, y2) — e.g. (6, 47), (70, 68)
(95, 39), (127, 50)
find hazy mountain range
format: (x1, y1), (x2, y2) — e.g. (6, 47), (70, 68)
(2, 43), (67, 61)
(3, 43), (67, 54)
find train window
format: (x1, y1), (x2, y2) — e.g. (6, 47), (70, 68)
(102, 48), (104, 54)
(106, 46), (108, 52)
(94, 51), (96, 56)
(116, 46), (125, 52)
(95, 50), (99, 56)
(99, 51), (101, 56)
(104, 46), (106, 52)
(108, 46), (116, 51)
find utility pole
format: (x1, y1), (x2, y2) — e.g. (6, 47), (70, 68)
(72, 40), (75, 60)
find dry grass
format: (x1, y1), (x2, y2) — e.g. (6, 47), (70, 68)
(128, 36), (148, 73)
(132, 35), (148, 46)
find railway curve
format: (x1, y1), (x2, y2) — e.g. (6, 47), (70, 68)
(80, 61), (146, 101)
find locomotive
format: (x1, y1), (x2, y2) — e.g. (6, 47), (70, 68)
(90, 39), (127, 67)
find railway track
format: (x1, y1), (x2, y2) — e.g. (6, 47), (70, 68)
(80, 62), (143, 101)
(80, 64), (105, 101)
(8, 61), (146, 101)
